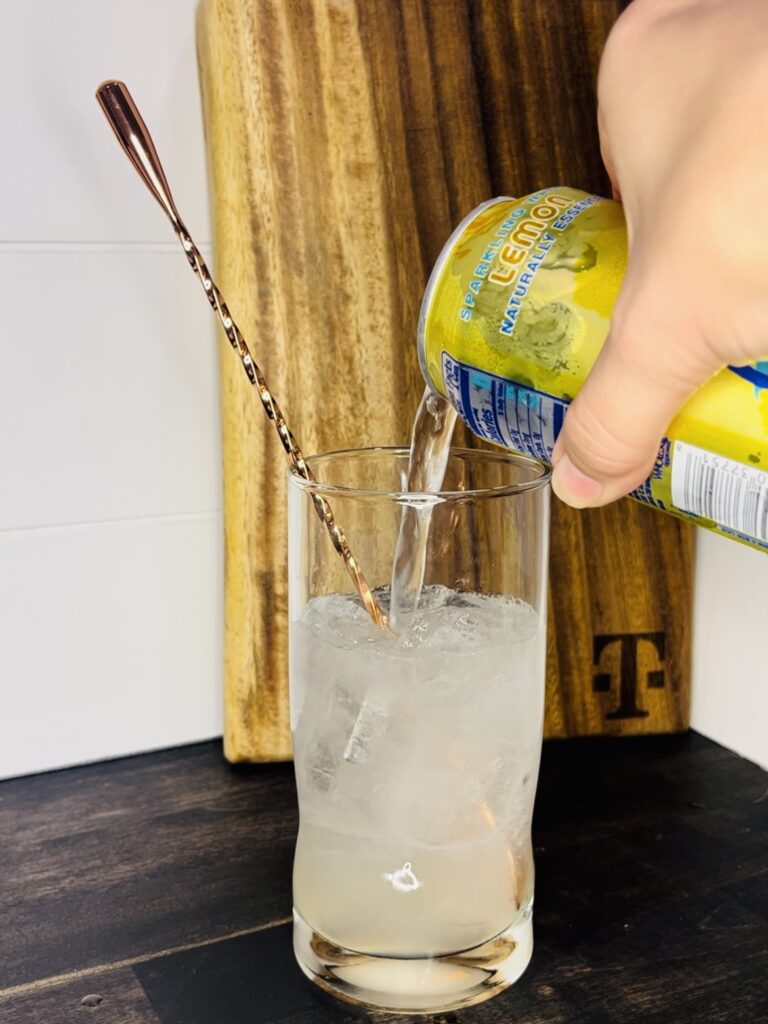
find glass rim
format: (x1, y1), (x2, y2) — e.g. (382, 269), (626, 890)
(287, 445), (551, 501)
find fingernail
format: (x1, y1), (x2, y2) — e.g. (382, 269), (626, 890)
(551, 455), (603, 508)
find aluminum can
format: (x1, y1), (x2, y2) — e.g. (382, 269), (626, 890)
(418, 186), (768, 552)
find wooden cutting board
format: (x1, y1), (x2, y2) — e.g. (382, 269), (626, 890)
(196, 0), (693, 762)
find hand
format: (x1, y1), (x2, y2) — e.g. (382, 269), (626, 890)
(551, 0), (768, 508)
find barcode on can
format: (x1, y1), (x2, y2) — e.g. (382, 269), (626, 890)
(671, 441), (768, 544)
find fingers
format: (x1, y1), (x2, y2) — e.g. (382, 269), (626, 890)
(597, 107), (622, 201)
(551, 280), (721, 508)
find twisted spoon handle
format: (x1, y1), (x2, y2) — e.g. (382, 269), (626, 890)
(96, 80), (387, 629)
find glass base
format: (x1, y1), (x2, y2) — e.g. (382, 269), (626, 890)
(292, 907), (533, 1014)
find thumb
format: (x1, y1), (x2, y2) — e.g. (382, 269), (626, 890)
(550, 282), (719, 508)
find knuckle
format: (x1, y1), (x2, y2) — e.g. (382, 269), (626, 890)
(564, 399), (655, 480)
(611, 303), (714, 395)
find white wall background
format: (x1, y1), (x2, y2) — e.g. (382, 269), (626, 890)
(692, 532), (768, 769)
(0, 0), (223, 778)
(0, 0), (765, 779)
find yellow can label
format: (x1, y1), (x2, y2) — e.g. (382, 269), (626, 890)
(418, 187), (768, 552)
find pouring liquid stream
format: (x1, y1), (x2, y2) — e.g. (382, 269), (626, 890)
(389, 388), (458, 632)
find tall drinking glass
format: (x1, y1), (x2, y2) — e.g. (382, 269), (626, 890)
(288, 446), (550, 1013)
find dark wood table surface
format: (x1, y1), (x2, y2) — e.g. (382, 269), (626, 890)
(1, 733), (766, 1024)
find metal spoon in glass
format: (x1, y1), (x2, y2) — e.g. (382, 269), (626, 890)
(95, 80), (387, 629)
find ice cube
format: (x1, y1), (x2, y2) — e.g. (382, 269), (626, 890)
(343, 699), (388, 763)
(306, 741), (338, 793)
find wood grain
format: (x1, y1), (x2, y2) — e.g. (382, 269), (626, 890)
(0, 969), (160, 1024)
(2, 736), (765, 1023)
(0, 744), (295, 989)
(195, 0), (693, 761)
